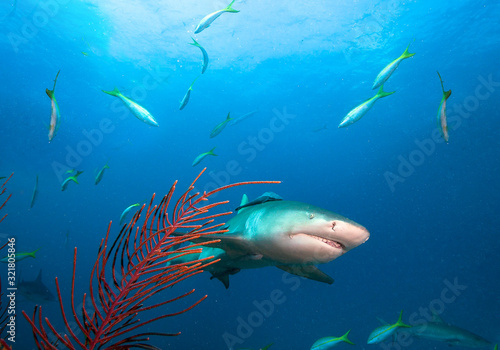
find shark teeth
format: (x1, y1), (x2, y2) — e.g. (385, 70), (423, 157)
(310, 235), (343, 249)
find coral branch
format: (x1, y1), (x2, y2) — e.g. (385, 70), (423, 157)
(22, 169), (279, 349)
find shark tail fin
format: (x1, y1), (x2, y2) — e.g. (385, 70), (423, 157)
(224, 0), (239, 13)
(339, 330), (355, 345)
(102, 87), (121, 97)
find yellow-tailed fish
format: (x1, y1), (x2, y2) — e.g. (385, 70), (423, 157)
(372, 41), (415, 89)
(437, 71), (452, 142)
(194, 0), (239, 34)
(179, 76), (199, 110)
(102, 88), (159, 127)
(1, 248), (40, 263)
(311, 330), (354, 349)
(192, 147), (217, 167)
(120, 203), (141, 225)
(61, 170), (83, 191)
(46, 70), (61, 142)
(367, 310), (410, 344)
(210, 112), (233, 138)
(94, 162), (110, 185)
(30, 175), (38, 208)
(338, 85), (395, 128)
(190, 37), (209, 74)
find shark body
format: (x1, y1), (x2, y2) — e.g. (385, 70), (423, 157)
(406, 313), (491, 348)
(172, 194), (369, 288)
(17, 270), (55, 303)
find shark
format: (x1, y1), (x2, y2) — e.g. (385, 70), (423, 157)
(403, 312), (492, 348)
(170, 193), (370, 288)
(17, 269), (55, 303)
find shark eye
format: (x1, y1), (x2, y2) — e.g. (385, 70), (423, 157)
(309, 213), (315, 219)
(331, 222), (336, 231)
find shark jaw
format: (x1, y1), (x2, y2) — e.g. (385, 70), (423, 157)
(286, 219), (370, 264)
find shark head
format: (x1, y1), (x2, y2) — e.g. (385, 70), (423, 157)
(243, 201), (370, 265)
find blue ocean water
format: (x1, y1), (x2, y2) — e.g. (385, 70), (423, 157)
(1, 0), (499, 349)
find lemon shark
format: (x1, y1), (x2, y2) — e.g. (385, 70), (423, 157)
(170, 193), (370, 288)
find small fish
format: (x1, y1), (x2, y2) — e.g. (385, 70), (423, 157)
(95, 162), (110, 185)
(30, 174), (38, 208)
(120, 203), (141, 225)
(1, 248), (40, 263)
(338, 85), (395, 128)
(367, 310), (410, 344)
(311, 330), (354, 349)
(228, 110), (258, 126)
(179, 76), (199, 110)
(61, 170), (83, 191)
(81, 51), (89, 56)
(65, 169), (75, 174)
(190, 37), (209, 74)
(372, 40), (415, 89)
(436, 71), (452, 142)
(194, 0), (240, 34)
(102, 88), (159, 127)
(192, 147), (217, 167)
(46, 70), (61, 142)
(0, 177), (5, 180)
(210, 112), (233, 138)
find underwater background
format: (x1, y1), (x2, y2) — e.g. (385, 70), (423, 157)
(1, 0), (499, 349)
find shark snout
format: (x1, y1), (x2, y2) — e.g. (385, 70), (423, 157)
(338, 221), (370, 251)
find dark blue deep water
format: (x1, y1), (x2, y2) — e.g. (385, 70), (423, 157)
(1, 1), (499, 349)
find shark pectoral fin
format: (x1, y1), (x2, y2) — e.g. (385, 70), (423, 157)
(209, 268), (241, 289)
(276, 265), (334, 284)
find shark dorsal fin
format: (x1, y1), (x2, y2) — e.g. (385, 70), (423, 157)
(276, 265), (334, 284)
(36, 269), (43, 282)
(236, 194), (250, 214)
(235, 192), (283, 212)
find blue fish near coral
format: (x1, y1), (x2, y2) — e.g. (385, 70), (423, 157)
(311, 330), (354, 349)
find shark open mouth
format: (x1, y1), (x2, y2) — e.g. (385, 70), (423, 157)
(309, 235), (344, 249)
